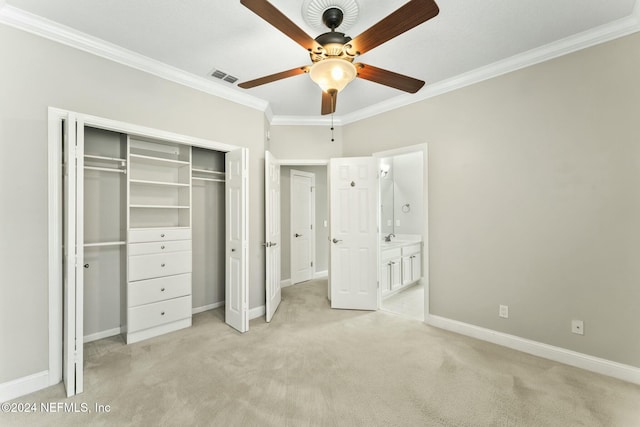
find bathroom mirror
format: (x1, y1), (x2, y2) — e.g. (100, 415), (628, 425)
(379, 152), (424, 237)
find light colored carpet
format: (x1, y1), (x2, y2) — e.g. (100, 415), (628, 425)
(3, 279), (640, 426)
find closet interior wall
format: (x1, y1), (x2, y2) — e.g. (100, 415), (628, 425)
(192, 147), (226, 312)
(83, 127), (127, 341)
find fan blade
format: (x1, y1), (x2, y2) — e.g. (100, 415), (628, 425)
(349, 0), (439, 55)
(355, 63), (425, 93)
(238, 66), (308, 89)
(241, 0), (322, 52)
(321, 90), (337, 115)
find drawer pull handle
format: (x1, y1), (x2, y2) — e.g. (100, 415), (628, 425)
(161, 311), (165, 316)
(161, 263), (166, 267)
(160, 287), (165, 292)
(160, 233), (165, 238)
(161, 245), (165, 250)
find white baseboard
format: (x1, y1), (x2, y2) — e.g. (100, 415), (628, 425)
(280, 278), (292, 288)
(427, 314), (640, 385)
(192, 301), (224, 314)
(314, 270), (328, 279)
(0, 371), (50, 403)
(84, 327), (123, 344)
(281, 271), (327, 289)
(249, 305), (265, 320)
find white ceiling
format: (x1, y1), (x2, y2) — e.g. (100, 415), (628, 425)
(2, 0), (639, 122)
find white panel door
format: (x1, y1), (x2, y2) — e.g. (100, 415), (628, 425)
(225, 148), (249, 332)
(62, 114), (84, 396)
(291, 170), (314, 284)
(329, 157), (379, 310)
(265, 151), (281, 322)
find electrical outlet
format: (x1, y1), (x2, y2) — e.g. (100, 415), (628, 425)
(499, 305), (509, 319)
(571, 320), (584, 335)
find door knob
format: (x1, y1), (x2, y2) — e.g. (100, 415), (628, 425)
(295, 233), (302, 237)
(332, 238), (342, 244)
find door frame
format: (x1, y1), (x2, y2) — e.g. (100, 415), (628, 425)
(289, 169), (316, 285)
(48, 107), (247, 394)
(373, 143), (429, 322)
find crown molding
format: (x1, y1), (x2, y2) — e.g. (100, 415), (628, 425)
(338, 12), (640, 125)
(270, 115), (342, 126)
(2, 3), (639, 127)
(275, 8), (640, 127)
(0, 5), (269, 113)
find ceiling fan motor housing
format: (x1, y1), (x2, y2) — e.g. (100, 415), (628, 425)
(312, 8), (356, 62)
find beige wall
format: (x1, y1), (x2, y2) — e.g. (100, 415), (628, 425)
(0, 24), (266, 383)
(343, 32), (640, 367)
(268, 125), (343, 160)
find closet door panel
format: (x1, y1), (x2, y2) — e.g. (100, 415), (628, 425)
(128, 295), (192, 332)
(128, 273), (191, 307)
(129, 251), (192, 281)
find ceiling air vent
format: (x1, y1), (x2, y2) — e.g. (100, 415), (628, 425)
(210, 68), (238, 85)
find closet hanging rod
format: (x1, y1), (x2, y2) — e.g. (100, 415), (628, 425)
(84, 154), (126, 163)
(84, 166), (126, 174)
(84, 241), (126, 248)
(192, 177), (225, 183)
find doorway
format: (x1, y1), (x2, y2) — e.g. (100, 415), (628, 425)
(374, 144), (428, 322)
(280, 164), (329, 288)
(290, 169), (315, 285)
(50, 108), (249, 397)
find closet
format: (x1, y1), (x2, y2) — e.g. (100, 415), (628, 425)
(58, 111), (248, 397)
(80, 128), (230, 345)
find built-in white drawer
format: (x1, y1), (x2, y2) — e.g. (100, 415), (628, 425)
(402, 244), (421, 256)
(129, 228), (192, 243)
(128, 240), (191, 256)
(128, 295), (192, 333)
(128, 273), (191, 307)
(381, 247), (402, 260)
(129, 251), (192, 282)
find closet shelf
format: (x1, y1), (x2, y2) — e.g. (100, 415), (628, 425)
(192, 177), (225, 183)
(130, 153), (190, 166)
(130, 204), (190, 209)
(130, 179), (190, 187)
(84, 241), (126, 248)
(192, 168), (225, 175)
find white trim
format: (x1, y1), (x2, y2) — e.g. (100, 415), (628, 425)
(249, 305), (266, 320)
(83, 327), (122, 344)
(0, 6), (268, 113)
(427, 315), (640, 385)
(269, 12), (640, 126)
(280, 278), (293, 288)
(313, 270), (328, 279)
(278, 158), (329, 166)
(0, 371), (49, 403)
(192, 301), (224, 315)
(3, 5), (638, 126)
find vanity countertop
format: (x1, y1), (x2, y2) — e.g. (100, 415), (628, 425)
(381, 234), (422, 249)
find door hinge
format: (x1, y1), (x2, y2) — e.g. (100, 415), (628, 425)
(310, 261), (313, 267)
(310, 224), (313, 230)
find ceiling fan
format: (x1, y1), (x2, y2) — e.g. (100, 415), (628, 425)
(237, 0), (440, 115)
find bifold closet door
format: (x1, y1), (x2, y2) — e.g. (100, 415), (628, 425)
(225, 148), (249, 333)
(62, 114), (84, 397)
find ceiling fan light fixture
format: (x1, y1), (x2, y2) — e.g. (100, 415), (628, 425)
(309, 58), (357, 93)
